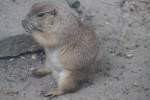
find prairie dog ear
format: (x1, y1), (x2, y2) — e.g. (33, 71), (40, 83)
(37, 10), (50, 17)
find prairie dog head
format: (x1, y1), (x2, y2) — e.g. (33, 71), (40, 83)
(22, 1), (78, 47)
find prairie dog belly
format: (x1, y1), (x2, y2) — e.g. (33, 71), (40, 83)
(45, 48), (64, 77)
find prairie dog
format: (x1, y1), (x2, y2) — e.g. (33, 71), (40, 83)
(22, 1), (98, 97)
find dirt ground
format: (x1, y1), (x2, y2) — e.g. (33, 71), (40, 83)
(0, 0), (150, 100)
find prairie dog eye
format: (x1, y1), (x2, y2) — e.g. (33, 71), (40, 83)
(37, 12), (46, 17)
(37, 9), (57, 17)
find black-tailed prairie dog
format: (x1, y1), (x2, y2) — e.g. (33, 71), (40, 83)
(22, 1), (98, 97)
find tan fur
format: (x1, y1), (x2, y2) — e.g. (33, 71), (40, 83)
(22, 1), (98, 97)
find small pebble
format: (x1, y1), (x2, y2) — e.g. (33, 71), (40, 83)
(105, 21), (109, 25)
(125, 53), (134, 59)
(30, 67), (34, 71)
(133, 82), (138, 87)
(144, 87), (149, 92)
(9, 58), (14, 61)
(64, 97), (70, 100)
(31, 54), (37, 60)
(20, 56), (25, 59)
(126, 44), (139, 50)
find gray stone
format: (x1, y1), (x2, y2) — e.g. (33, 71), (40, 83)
(0, 34), (42, 58)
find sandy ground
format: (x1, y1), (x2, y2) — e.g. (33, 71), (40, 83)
(0, 0), (150, 100)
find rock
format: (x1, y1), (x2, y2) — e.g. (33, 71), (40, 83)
(0, 34), (43, 58)
(133, 82), (138, 87)
(125, 44), (139, 50)
(31, 54), (37, 60)
(124, 53), (134, 59)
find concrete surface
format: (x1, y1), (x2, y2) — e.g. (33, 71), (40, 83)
(0, 0), (150, 100)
